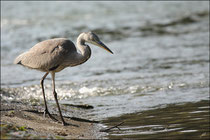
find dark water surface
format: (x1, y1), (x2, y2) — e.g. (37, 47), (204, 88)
(103, 100), (209, 139)
(1, 1), (209, 138)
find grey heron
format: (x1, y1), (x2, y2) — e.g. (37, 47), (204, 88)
(14, 32), (113, 125)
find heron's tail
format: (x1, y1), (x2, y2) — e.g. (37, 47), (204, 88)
(14, 52), (27, 65)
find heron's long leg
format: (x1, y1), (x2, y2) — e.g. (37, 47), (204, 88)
(51, 72), (67, 126)
(41, 72), (49, 115)
(41, 72), (58, 122)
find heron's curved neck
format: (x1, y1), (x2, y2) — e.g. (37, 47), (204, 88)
(76, 34), (91, 63)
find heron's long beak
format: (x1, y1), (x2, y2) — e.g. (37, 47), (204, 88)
(96, 40), (113, 54)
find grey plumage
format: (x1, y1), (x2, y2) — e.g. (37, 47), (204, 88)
(15, 38), (78, 72)
(14, 32), (113, 125)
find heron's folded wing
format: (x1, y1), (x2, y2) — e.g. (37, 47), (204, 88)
(14, 38), (76, 71)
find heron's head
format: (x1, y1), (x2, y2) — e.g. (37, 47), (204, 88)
(84, 32), (113, 54)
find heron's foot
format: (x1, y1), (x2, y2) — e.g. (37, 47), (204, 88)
(62, 121), (68, 126)
(62, 121), (79, 127)
(43, 109), (58, 122)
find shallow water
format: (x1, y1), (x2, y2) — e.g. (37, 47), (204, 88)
(1, 1), (209, 138)
(103, 100), (209, 139)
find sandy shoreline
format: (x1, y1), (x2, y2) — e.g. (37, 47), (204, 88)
(0, 101), (106, 139)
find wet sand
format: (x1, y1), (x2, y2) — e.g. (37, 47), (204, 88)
(0, 101), (106, 139)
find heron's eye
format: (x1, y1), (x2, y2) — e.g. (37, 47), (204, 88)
(92, 37), (96, 41)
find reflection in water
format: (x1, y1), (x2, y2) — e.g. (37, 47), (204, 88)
(102, 100), (209, 139)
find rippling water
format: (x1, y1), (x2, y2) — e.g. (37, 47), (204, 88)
(103, 100), (209, 139)
(1, 1), (209, 139)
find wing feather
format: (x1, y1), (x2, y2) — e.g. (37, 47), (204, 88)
(14, 38), (76, 72)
